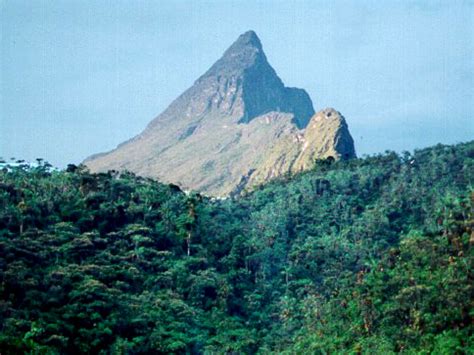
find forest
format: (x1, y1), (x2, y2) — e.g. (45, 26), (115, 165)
(0, 141), (473, 354)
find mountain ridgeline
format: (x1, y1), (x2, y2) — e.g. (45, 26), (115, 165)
(85, 31), (356, 196)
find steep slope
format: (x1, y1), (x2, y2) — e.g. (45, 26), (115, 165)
(85, 31), (356, 196)
(244, 108), (356, 190)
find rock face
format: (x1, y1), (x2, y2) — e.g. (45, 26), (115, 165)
(85, 31), (356, 196)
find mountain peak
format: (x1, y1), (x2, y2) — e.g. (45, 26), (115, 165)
(195, 30), (314, 127)
(203, 31), (265, 78)
(85, 32), (355, 196)
(229, 30), (262, 51)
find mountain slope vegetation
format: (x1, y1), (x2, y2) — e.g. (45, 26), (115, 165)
(1, 141), (473, 354)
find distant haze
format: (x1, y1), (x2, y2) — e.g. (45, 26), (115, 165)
(1, 0), (473, 167)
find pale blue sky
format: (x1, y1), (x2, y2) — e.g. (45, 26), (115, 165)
(1, 0), (473, 167)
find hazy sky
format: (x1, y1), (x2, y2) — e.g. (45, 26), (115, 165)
(1, 0), (473, 167)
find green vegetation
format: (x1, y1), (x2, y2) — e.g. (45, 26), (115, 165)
(1, 141), (473, 354)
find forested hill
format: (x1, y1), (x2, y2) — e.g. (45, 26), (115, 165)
(1, 141), (473, 354)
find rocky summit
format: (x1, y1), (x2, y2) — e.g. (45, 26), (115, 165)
(85, 31), (356, 196)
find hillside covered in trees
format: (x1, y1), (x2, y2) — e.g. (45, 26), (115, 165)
(0, 141), (473, 354)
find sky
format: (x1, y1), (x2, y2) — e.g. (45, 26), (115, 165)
(1, 0), (473, 167)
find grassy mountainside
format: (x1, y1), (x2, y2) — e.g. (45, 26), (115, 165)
(1, 141), (473, 354)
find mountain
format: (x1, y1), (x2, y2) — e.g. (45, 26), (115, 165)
(85, 31), (356, 196)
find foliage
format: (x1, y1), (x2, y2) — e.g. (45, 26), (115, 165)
(0, 141), (473, 354)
